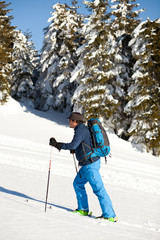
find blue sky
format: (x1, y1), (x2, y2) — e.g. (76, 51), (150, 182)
(6, 0), (160, 50)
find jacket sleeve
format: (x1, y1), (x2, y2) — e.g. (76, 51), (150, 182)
(61, 126), (84, 150)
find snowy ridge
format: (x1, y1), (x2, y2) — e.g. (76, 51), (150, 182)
(0, 98), (160, 240)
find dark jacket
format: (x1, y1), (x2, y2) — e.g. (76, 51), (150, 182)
(61, 123), (99, 166)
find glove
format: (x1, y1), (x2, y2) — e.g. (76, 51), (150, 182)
(49, 138), (63, 150)
(70, 150), (75, 154)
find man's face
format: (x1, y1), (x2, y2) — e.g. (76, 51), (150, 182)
(69, 119), (77, 128)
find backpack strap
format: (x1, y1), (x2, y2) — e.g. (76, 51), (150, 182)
(79, 142), (93, 165)
(100, 148), (107, 164)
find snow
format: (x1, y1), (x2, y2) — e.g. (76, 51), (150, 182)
(0, 98), (160, 240)
(94, 0), (100, 7)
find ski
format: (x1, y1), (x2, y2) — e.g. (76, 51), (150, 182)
(24, 200), (118, 223)
(95, 216), (118, 222)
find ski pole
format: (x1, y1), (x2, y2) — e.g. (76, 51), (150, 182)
(72, 152), (81, 178)
(45, 147), (53, 212)
(72, 152), (78, 174)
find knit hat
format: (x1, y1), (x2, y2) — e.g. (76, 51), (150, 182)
(68, 112), (84, 122)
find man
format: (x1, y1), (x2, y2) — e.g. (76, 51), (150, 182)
(49, 112), (117, 222)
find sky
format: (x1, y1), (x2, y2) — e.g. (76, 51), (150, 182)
(5, 0), (160, 51)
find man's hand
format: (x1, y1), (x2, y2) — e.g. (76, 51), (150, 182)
(49, 138), (63, 150)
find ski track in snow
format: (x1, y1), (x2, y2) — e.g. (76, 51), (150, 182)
(1, 193), (160, 235)
(44, 203), (160, 233)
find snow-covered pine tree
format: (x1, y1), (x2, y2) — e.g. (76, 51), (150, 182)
(125, 19), (160, 156)
(110, 0), (143, 37)
(109, 0), (144, 138)
(35, 3), (84, 111)
(24, 30), (40, 86)
(0, 1), (15, 104)
(10, 30), (39, 106)
(71, 0), (119, 121)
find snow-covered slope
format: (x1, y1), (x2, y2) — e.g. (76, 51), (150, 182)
(0, 98), (160, 240)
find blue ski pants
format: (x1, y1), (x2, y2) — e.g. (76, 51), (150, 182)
(73, 159), (116, 218)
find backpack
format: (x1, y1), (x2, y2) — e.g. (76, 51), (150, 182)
(82, 118), (110, 164)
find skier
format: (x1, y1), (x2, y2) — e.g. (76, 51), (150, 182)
(49, 112), (117, 222)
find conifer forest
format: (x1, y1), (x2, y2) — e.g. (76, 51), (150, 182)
(0, 0), (160, 156)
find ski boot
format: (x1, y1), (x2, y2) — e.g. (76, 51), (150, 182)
(72, 209), (89, 216)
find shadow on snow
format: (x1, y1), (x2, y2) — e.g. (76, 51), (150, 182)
(19, 100), (69, 127)
(0, 186), (72, 212)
